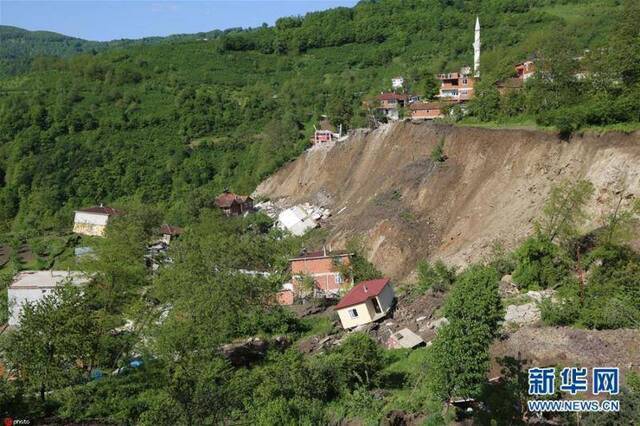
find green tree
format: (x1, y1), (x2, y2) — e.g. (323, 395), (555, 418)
(428, 266), (504, 402)
(342, 238), (383, 283)
(512, 235), (570, 290)
(4, 284), (101, 402)
(416, 259), (456, 293)
(430, 137), (446, 163)
(444, 265), (503, 336)
(535, 179), (594, 246)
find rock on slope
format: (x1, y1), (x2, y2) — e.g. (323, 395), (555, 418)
(256, 122), (640, 280)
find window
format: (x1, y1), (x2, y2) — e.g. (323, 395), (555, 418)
(348, 308), (358, 318)
(335, 273), (343, 284)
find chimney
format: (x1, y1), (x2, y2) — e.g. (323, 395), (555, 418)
(323, 245), (326, 256)
(363, 285), (368, 293)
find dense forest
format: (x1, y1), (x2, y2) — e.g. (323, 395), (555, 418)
(0, 0), (637, 236)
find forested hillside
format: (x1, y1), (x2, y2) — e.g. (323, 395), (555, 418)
(0, 25), (230, 77)
(0, 0), (633, 235)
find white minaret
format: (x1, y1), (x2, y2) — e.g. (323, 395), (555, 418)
(473, 16), (481, 78)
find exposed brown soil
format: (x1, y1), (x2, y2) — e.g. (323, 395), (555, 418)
(490, 326), (640, 382)
(256, 122), (640, 280)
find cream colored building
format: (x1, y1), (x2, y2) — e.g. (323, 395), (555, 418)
(335, 278), (395, 329)
(73, 205), (122, 237)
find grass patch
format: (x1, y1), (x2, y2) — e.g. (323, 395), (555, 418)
(298, 315), (335, 338)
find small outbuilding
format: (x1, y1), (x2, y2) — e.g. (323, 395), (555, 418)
(73, 205), (123, 237)
(335, 278), (395, 329)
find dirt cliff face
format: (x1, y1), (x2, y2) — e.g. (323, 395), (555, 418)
(256, 122), (640, 280)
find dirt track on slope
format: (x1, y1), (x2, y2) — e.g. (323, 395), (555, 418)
(256, 121), (640, 280)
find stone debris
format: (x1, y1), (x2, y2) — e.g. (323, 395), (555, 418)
(254, 200), (331, 236)
(387, 328), (425, 349)
(504, 289), (555, 325)
(421, 317), (449, 331)
(499, 274), (519, 297)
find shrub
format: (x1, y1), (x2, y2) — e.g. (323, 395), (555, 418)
(416, 260), (456, 293)
(512, 236), (570, 290)
(430, 138), (446, 163)
(539, 297), (580, 326)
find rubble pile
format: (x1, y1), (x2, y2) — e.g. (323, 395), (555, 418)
(254, 200), (331, 236)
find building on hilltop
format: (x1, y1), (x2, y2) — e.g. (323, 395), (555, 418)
(435, 17), (480, 103)
(214, 190), (253, 216)
(409, 101), (450, 120)
(311, 118), (342, 144)
(8, 270), (89, 326)
(73, 204), (123, 237)
(375, 92), (419, 121)
(335, 278), (395, 329)
(436, 70), (476, 102)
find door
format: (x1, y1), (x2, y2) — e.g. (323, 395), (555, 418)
(371, 297), (382, 314)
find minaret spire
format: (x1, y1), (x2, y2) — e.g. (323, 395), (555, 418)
(473, 16), (481, 78)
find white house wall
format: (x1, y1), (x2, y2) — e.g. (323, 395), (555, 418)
(337, 301), (374, 329)
(73, 212), (109, 236)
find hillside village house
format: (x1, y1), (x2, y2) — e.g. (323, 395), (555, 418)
(278, 248), (352, 304)
(73, 205), (123, 237)
(8, 270), (89, 326)
(436, 69), (476, 102)
(435, 17), (481, 103)
(496, 58), (537, 95)
(335, 278), (395, 329)
(311, 119), (342, 144)
(159, 224), (184, 244)
(409, 101), (447, 120)
(376, 92), (409, 120)
(214, 190), (253, 216)
(515, 59), (536, 80)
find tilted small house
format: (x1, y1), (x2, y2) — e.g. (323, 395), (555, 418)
(73, 205), (123, 237)
(335, 278), (395, 329)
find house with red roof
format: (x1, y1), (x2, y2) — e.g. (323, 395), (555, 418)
(159, 224), (184, 244)
(335, 277), (395, 329)
(73, 204), (124, 237)
(214, 190), (253, 216)
(375, 92), (412, 121)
